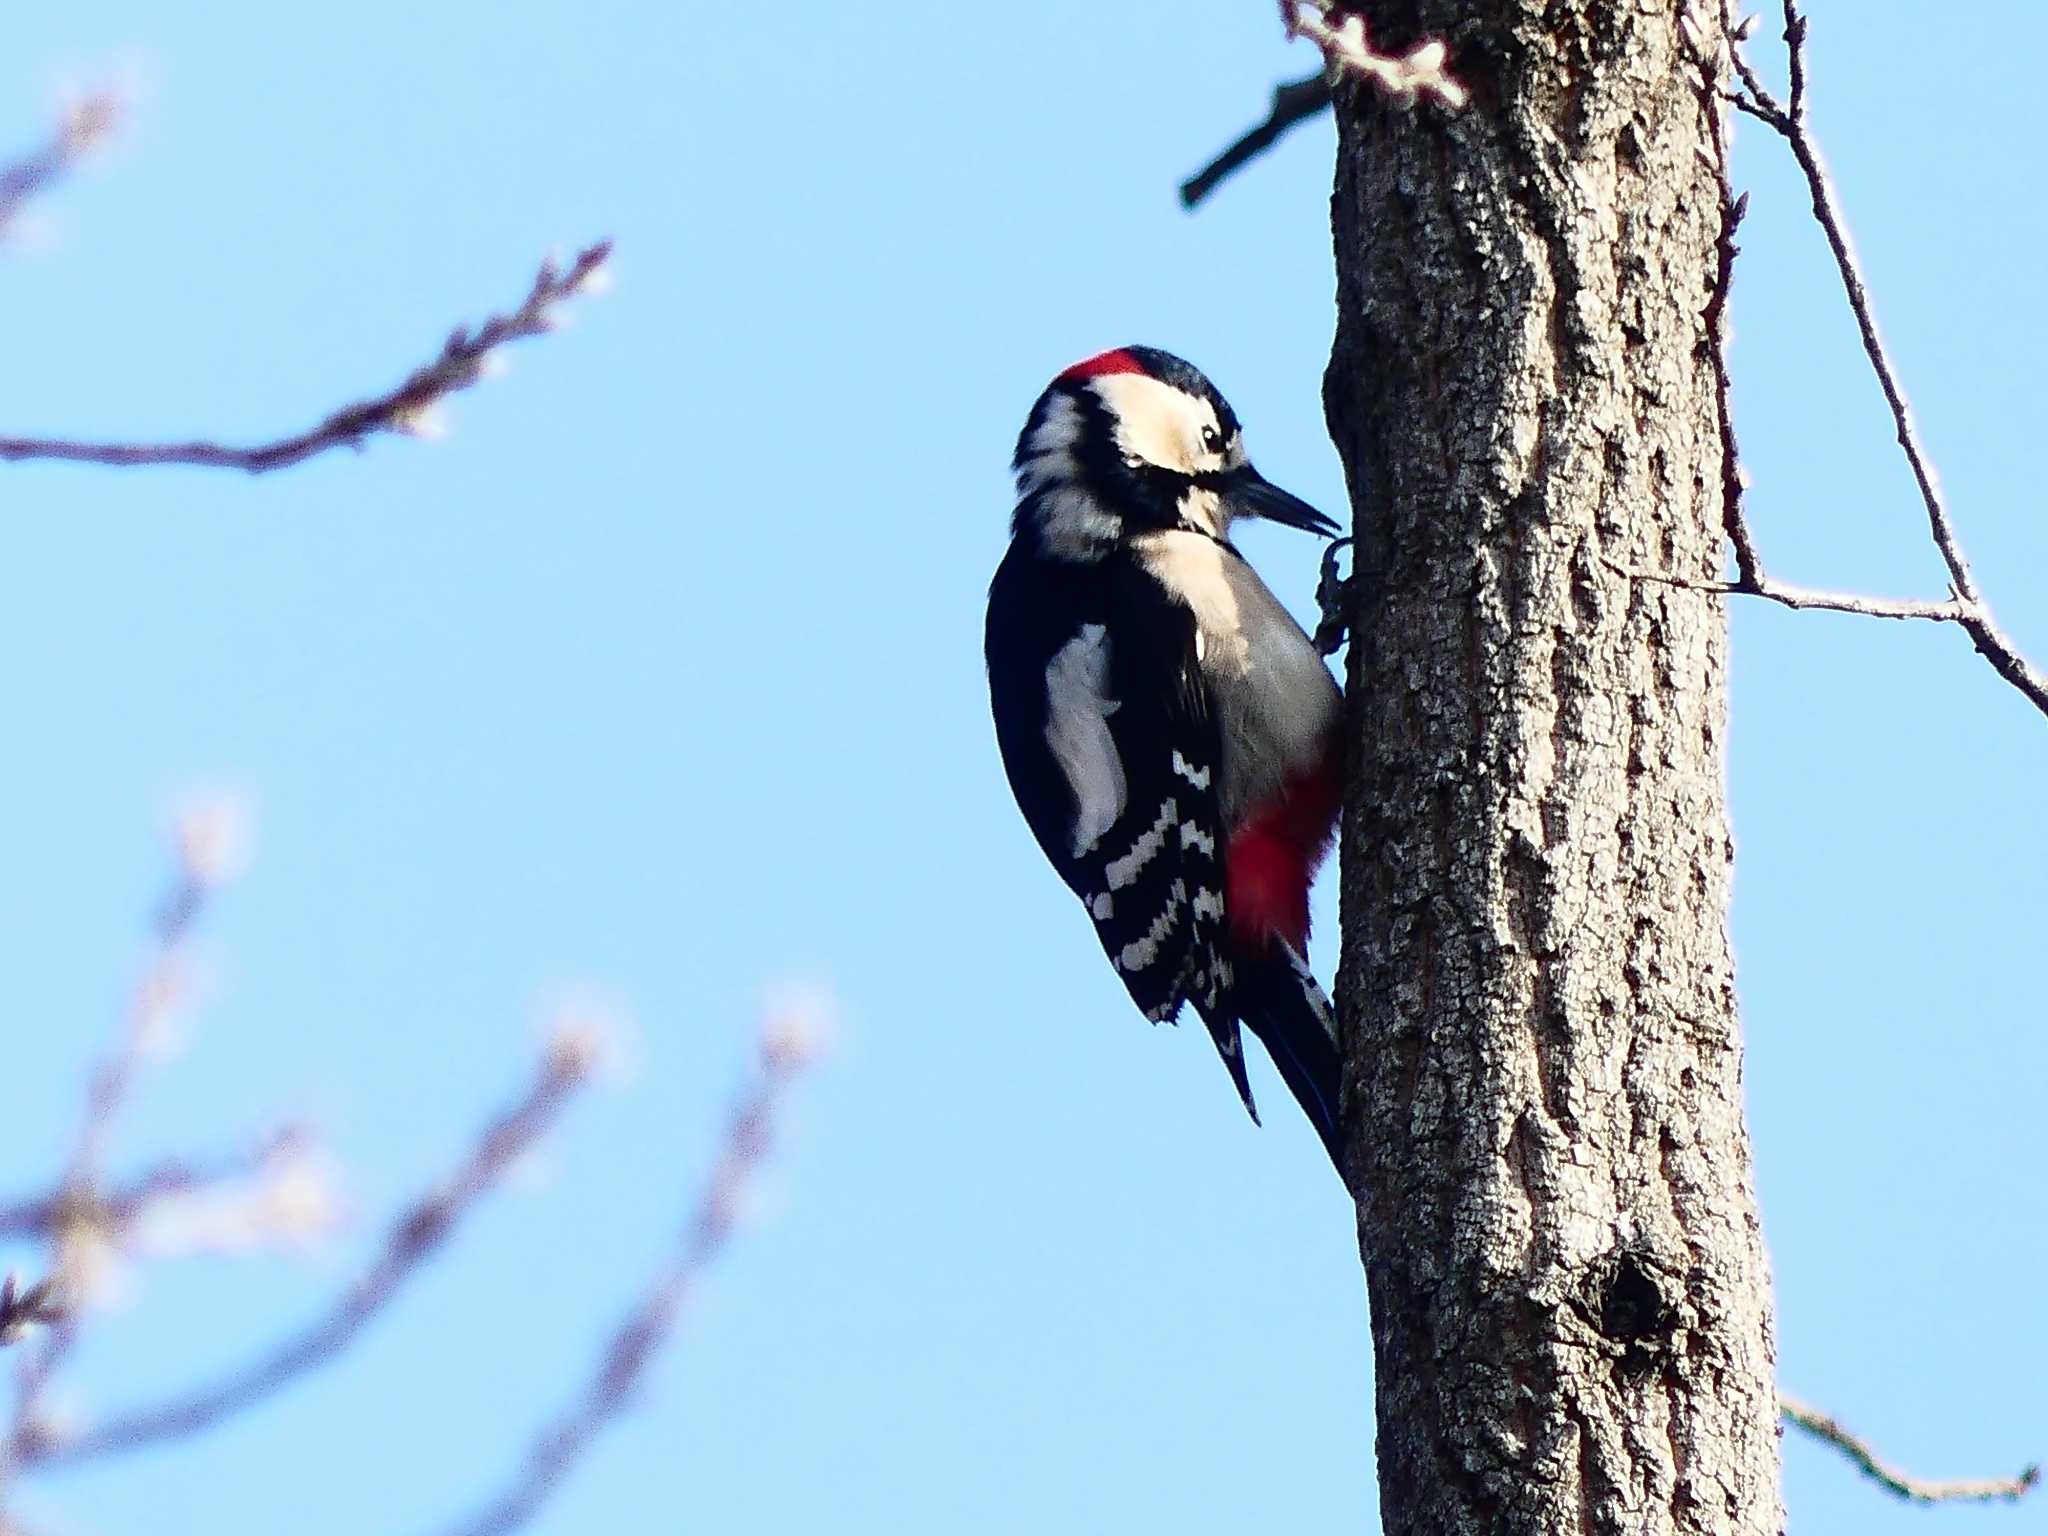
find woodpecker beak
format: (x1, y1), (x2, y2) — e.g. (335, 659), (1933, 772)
(1220, 465), (1341, 537)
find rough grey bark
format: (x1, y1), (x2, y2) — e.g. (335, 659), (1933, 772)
(1323, 5), (1781, 1534)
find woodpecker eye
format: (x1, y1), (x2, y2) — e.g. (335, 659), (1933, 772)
(1200, 425), (1226, 455)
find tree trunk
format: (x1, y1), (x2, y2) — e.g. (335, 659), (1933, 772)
(1324, 5), (1781, 1534)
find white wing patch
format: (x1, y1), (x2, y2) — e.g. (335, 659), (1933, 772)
(1044, 624), (1126, 857)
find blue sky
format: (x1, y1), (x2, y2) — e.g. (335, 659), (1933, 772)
(1, 3), (2042, 1532)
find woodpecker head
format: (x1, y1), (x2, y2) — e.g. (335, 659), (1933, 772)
(1011, 346), (1337, 558)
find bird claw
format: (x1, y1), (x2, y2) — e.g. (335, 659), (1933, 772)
(1313, 536), (1355, 656)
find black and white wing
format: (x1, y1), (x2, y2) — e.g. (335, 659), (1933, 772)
(986, 547), (1256, 1114)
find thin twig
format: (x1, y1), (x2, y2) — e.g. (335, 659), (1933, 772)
(1780, 1), (1808, 123)
(1181, 0), (1467, 210)
(0, 89), (121, 239)
(59, 837), (219, 1198)
(1180, 72), (1332, 209)
(1618, 3), (2048, 719)
(1604, 559), (1972, 623)
(17, 1044), (593, 1468)
(1650, 14), (1965, 630)
(1685, 11), (1762, 591)
(0, 241), (612, 475)
(0, 1129), (310, 1241)
(1709, 2), (2048, 718)
(6, 803), (235, 1464)
(1731, 7), (1972, 604)
(1782, 1394), (2040, 1505)
(429, 1014), (822, 1536)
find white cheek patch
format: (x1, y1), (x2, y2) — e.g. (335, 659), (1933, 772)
(1092, 373), (1205, 472)
(1044, 624), (1127, 857)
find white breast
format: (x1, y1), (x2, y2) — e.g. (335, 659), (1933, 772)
(1132, 530), (1339, 826)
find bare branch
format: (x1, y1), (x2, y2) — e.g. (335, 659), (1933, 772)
(1737, 8), (1969, 601)
(1782, 1394), (2040, 1505)
(1779, 0), (1809, 124)
(430, 1009), (824, 1536)
(1180, 72), (1332, 209)
(0, 1127), (314, 1242)
(0, 88), (121, 240)
(17, 1043), (594, 1468)
(1182, 0), (1462, 210)
(0, 241), (612, 475)
(1604, 558), (1974, 623)
(1685, 17), (1763, 592)
(1279, 1), (1468, 109)
(6, 798), (241, 1457)
(1710, 2), (2048, 719)
(61, 797), (240, 1198)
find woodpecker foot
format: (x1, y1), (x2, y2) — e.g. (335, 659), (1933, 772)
(1313, 536), (1355, 656)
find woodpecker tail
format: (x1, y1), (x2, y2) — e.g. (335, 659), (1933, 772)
(1198, 1012), (1261, 1128)
(1227, 943), (1343, 1175)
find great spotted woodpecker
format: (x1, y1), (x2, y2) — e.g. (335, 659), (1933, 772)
(985, 346), (1345, 1171)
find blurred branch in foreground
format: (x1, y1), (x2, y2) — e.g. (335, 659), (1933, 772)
(0, 242), (613, 475)
(0, 1281), (60, 1348)
(0, 86), (122, 240)
(1179, 71), (1329, 209)
(3, 794), (246, 1464)
(1180, 2), (1464, 209)
(0, 808), (823, 1536)
(16, 1044), (590, 1467)
(435, 1007), (824, 1536)
(0, 1129), (318, 1246)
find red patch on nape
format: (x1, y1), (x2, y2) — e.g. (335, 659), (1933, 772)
(1055, 348), (1148, 385)
(1225, 750), (1341, 958)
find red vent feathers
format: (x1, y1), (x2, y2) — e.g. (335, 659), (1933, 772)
(1225, 756), (1340, 957)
